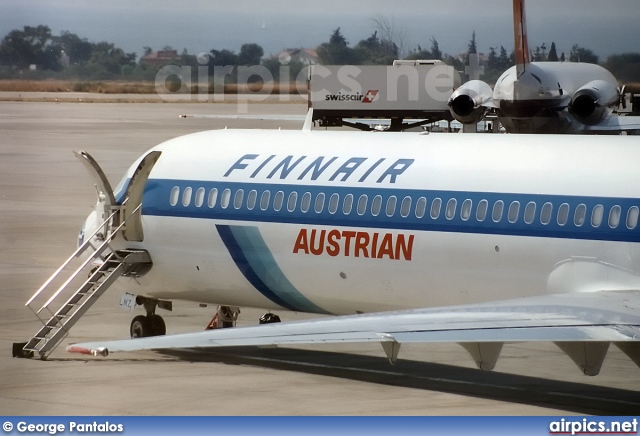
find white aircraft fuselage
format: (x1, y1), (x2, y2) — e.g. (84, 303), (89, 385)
(84, 129), (640, 316)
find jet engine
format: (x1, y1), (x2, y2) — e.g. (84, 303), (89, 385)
(568, 80), (619, 125)
(448, 80), (493, 124)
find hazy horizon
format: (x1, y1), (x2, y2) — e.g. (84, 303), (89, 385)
(3, 0), (639, 61)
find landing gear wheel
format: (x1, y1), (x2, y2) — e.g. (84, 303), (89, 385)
(259, 313), (281, 324)
(148, 314), (166, 336)
(130, 315), (151, 338)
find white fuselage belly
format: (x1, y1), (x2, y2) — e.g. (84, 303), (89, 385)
(110, 130), (640, 315)
(125, 218), (639, 315)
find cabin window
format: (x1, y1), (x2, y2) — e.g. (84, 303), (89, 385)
(182, 187), (192, 207)
(220, 188), (231, 209)
(627, 206), (639, 230)
(247, 190), (257, 210)
(476, 199), (488, 222)
(524, 201), (536, 224)
(609, 205), (621, 228)
(170, 186), (180, 207)
(287, 191), (298, 212)
(400, 196), (411, 218)
(315, 193), (325, 213)
(208, 188), (218, 208)
(591, 204), (604, 227)
(445, 198), (457, 220)
(386, 196), (398, 217)
(357, 194), (368, 216)
(540, 202), (553, 225)
(301, 192), (312, 213)
(460, 199), (472, 221)
(234, 189), (244, 209)
(195, 188), (205, 208)
(492, 200), (504, 222)
(371, 195), (383, 216)
(557, 203), (570, 226)
(343, 194), (354, 215)
(508, 201), (520, 223)
(260, 190), (270, 211)
(328, 193), (339, 214)
(574, 204), (587, 227)
(430, 198), (442, 219)
(415, 197), (427, 218)
(273, 191), (285, 212)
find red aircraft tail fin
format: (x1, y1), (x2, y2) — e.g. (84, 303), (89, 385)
(513, 0), (530, 76)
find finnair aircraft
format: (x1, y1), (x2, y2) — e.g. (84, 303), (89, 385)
(23, 115), (634, 376)
(448, 0), (640, 134)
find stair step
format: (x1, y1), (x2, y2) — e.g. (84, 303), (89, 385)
(22, 245), (150, 358)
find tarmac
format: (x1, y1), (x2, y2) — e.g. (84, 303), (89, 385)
(1, 99), (639, 415)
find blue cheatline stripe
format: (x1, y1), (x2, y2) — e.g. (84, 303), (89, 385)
(216, 224), (331, 315)
(142, 179), (640, 243)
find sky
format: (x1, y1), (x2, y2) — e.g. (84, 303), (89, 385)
(2, 0), (639, 61)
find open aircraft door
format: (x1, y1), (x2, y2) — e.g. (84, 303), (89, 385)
(120, 151), (162, 242)
(74, 150), (161, 242)
(74, 151), (118, 239)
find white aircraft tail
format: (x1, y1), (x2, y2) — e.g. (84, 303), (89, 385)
(513, 0), (530, 76)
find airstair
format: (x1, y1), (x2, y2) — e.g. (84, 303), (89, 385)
(15, 202), (152, 359)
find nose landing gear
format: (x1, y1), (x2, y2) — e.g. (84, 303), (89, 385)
(129, 296), (171, 338)
(130, 314), (166, 338)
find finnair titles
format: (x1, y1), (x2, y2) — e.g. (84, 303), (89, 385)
(223, 154), (414, 184)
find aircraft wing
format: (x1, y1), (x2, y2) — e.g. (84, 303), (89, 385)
(67, 291), (640, 375)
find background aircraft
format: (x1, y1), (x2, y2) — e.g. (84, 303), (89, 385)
(448, 0), (640, 134)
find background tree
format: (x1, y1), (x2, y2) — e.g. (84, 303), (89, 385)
(548, 42), (558, 62)
(0, 25), (61, 70)
(53, 31), (93, 64)
(317, 28), (361, 64)
(330, 27), (347, 46)
(532, 46), (543, 62)
(405, 46), (431, 61)
(487, 46), (498, 70)
(263, 56), (306, 82)
(429, 36), (442, 60)
(441, 54), (464, 72)
(603, 53), (640, 83)
(71, 41), (135, 78)
(497, 46), (510, 70)
(569, 44), (598, 63)
(209, 48), (238, 66)
(354, 31), (397, 65)
(464, 30), (477, 66)
(371, 15), (406, 59)
(468, 31), (477, 54)
(237, 43), (264, 65)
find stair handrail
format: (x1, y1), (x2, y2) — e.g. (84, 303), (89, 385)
(36, 203), (142, 314)
(25, 200), (129, 308)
